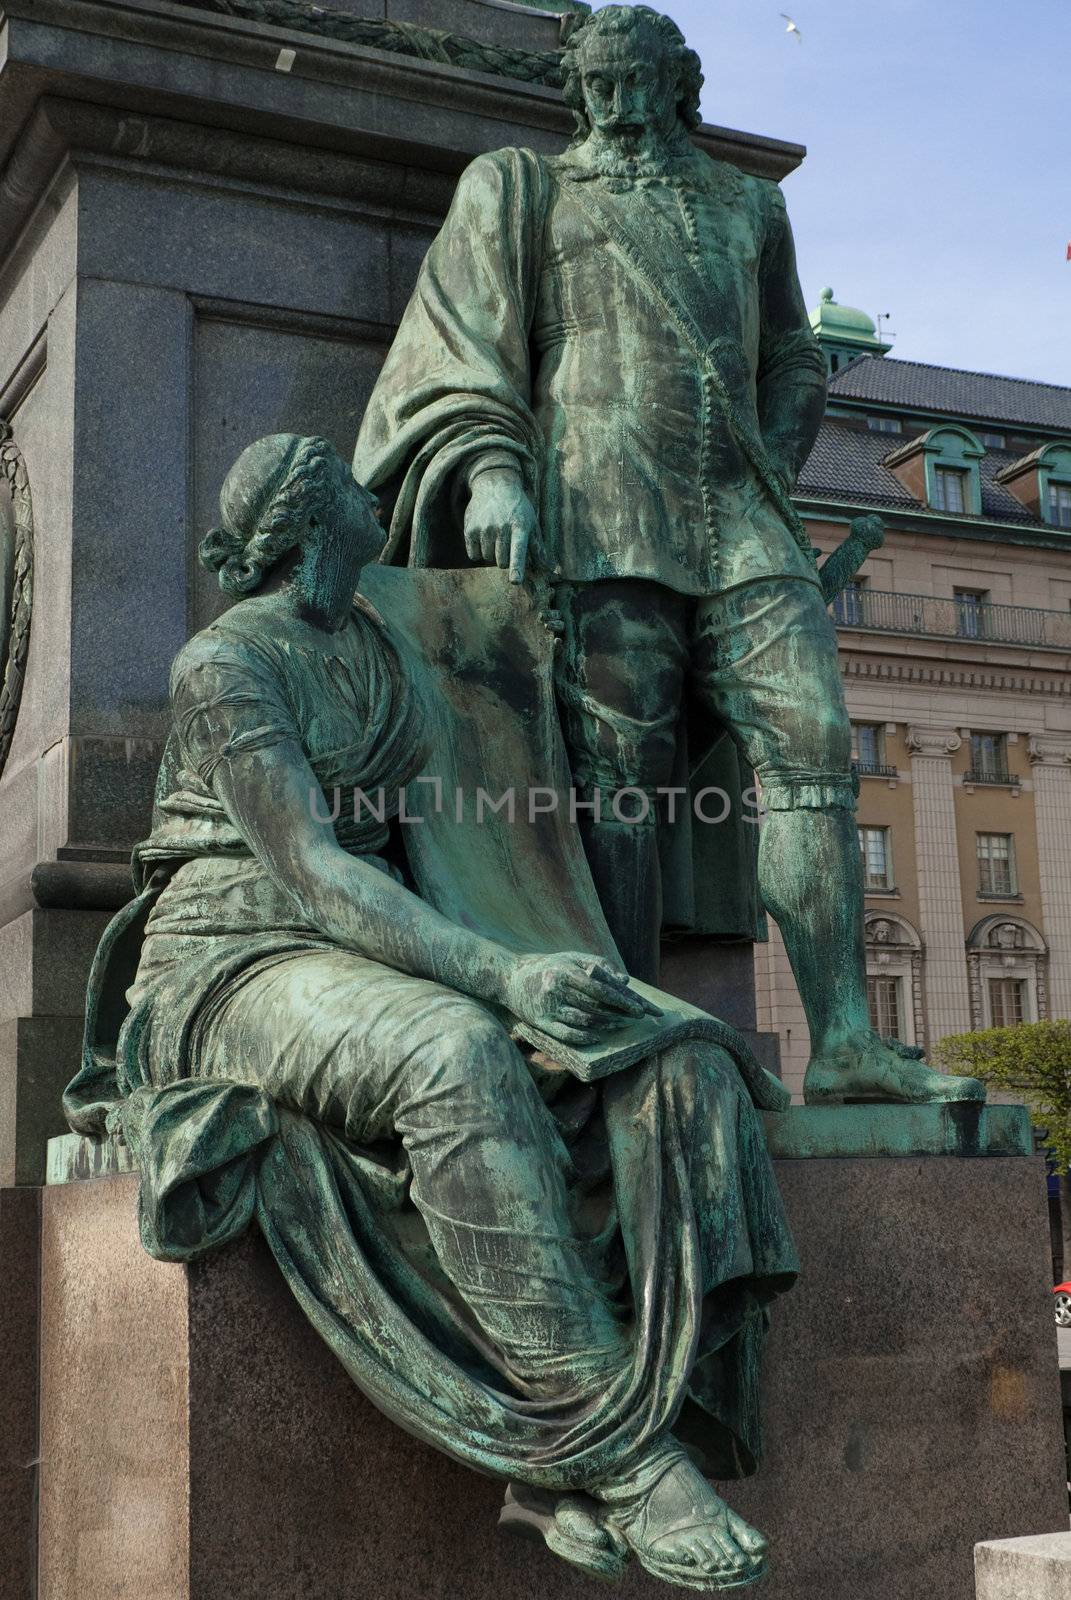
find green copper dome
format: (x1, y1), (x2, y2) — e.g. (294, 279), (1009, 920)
(809, 288), (891, 376)
(809, 287), (881, 341)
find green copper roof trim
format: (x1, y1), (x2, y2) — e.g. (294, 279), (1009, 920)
(795, 493), (1071, 551)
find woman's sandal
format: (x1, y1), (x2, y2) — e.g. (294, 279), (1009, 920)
(604, 1509), (767, 1593)
(595, 1447), (768, 1593)
(500, 1482), (629, 1583)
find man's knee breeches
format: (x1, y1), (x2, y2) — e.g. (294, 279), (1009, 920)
(692, 578), (855, 812)
(553, 576), (857, 817)
(553, 580), (685, 817)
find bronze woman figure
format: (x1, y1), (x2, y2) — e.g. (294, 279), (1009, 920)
(65, 433), (797, 1593)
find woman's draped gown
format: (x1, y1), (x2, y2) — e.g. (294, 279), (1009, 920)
(63, 583), (798, 1493)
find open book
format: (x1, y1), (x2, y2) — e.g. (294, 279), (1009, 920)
(511, 979), (790, 1112)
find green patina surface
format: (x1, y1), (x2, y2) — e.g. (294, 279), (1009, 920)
(47, 1130), (138, 1185)
(47, 1103), (1032, 1186)
(762, 1102), (1032, 1161)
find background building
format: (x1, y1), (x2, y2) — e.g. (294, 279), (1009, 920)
(757, 292), (1071, 1099)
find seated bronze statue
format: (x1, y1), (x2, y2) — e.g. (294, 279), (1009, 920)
(66, 434), (801, 1594)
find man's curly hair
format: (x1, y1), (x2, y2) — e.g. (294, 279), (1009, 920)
(561, 6), (704, 135)
(199, 434), (340, 597)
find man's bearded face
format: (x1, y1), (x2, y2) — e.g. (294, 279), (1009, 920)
(577, 33), (678, 143)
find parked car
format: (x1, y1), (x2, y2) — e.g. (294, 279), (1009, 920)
(1055, 1282), (1071, 1327)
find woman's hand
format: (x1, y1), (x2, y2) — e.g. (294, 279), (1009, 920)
(502, 952), (661, 1046)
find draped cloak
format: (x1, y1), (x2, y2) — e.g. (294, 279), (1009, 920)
(63, 567), (797, 1493)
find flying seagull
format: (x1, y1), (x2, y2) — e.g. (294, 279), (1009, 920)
(780, 13), (802, 40)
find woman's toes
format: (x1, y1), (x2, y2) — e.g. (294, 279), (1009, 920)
(683, 1537), (710, 1569)
(727, 1511), (768, 1557)
(710, 1529), (752, 1574)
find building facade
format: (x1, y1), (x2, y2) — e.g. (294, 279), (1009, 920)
(757, 292), (1071, 1099)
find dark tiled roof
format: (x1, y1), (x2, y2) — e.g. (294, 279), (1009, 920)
(797, 420), (1040, 525)
(798, 422), (917, 509)
(828, 357), (1071, 433)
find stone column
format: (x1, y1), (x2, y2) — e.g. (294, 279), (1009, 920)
(1028, 735), (1071, 1020)
(906, 727), (972, 1042)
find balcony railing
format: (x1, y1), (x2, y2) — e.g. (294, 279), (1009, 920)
(831, 588), (1071, 650)
(964, 768), (1015, 786)
(856, 761), (898, 778)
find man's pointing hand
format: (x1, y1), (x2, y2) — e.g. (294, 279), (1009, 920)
(463, 468), (550, 584)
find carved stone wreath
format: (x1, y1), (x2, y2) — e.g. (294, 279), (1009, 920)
(0, 420), (34, 783)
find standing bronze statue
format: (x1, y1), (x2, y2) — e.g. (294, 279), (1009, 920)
(355, 4), (984, 1108)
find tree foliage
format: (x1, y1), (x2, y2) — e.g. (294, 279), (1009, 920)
(933, 1020), (1071, 1171)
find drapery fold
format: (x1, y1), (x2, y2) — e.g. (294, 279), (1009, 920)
(110, 1047), (794, 1490)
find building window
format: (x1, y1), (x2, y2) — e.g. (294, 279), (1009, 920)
(852, 723), (887, 774)
(977, 833), (1017, 897)
(932, 465), (967, 513)
(867, 974), (904, 1040)
(954, 587), (990, 639)
(867, 416), (903, 435)
(988, 976), (1026, 1028)
(859, 825), (893, 891)
(980, 432), (1006, 450)
(833, 577), (867, 626)
(967, 732), (1009, 783)
(1048, 483), (1071, 530)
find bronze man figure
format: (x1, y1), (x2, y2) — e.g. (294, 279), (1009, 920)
(355, 4), (983, 1108)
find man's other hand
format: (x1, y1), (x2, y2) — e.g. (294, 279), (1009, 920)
(464, 469), (548, 584)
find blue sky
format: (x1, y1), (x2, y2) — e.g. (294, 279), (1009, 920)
(664, 0), (1070, 386)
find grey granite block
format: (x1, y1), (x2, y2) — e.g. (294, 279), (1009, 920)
(0, 906), (114, 1023)
(974, 1533), (1071, 1599)
(36, 1154), (1066, 1600)
(659, 937), (759, 1032)
(0, 1014), (86, 1186)
(0, 1185), (39, 1600)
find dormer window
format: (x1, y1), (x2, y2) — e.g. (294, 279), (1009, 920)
(883, 424), (983, 517)
(932, 466), (967, 513)
(1049, 482), (1071, 529)
(996, 441), (1071, 525)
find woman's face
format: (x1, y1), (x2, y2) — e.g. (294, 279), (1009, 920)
(335, 454), (384, 572)
(297, 450), (383, 627)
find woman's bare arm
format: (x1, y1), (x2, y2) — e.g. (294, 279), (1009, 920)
(212, 739), (651, 1041)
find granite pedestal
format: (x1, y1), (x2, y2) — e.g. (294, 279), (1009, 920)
(974, 1533), (1071, 1599)
(33, 1137), (1066, 1600)
(0, 1186), (39, 1600)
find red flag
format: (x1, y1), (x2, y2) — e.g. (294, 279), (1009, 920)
(1067, 242), (1071, 259)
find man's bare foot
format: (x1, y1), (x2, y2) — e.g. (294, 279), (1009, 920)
(804, 1030), (985, 1106)
(595, 1449), (767, 1591)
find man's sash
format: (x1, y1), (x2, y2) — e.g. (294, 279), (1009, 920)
(559, 175), (813, 559)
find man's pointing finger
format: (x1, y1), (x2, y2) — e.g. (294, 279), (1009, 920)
(508, 521), (530, 584)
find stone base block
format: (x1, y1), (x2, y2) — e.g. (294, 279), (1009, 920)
(37, 1157), (1066, 1600)
(0, 1014), (88, 1186)
(974, 1532), (1071, 1598)
(0, 1186), (40, 1600)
